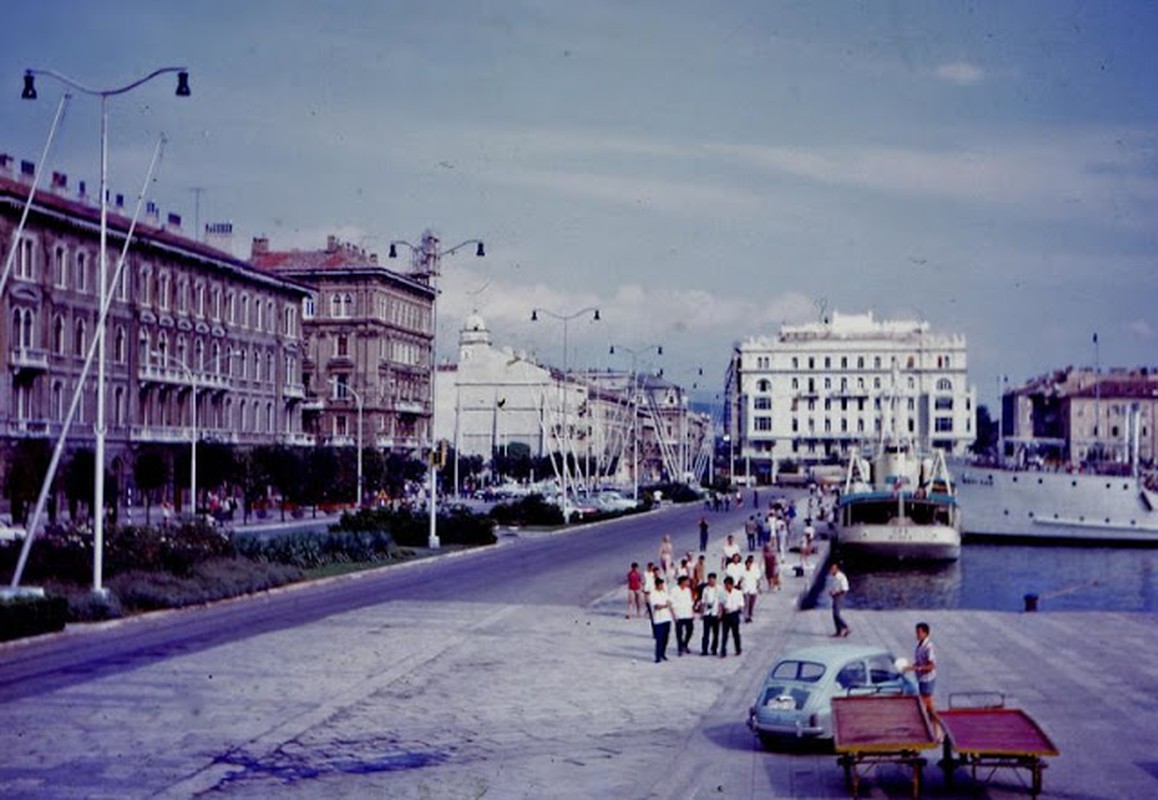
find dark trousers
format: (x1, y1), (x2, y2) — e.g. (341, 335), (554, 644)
(653, 620), (671, 662)
(701, 614), (719, 654)
(832, 593), (850, 634)
(720, 611), (742, 656)
(699, 529), (709, 551)
(675, 618), (694, 654)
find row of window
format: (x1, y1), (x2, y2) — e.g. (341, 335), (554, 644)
(313, 291), (430, 334)
(750, 415), (964, 435)
(9, 235), (299, 338)
(756, 376), (955, 394)
(758, 354), (956, 371)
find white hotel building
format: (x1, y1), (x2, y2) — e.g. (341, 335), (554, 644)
(724, 311), (976, 483)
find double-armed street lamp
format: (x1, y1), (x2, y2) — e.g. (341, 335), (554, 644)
(329, 377), (364, 509)
(609, 343), (663, 500)
(531, 306), (601, 522)
(22, 66), (190, 595)
(389, 230), (484, 548)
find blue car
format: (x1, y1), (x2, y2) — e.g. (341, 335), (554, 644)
(747, 643), (916, 746)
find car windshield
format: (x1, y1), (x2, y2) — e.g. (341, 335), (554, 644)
(769, 659), (826, 682)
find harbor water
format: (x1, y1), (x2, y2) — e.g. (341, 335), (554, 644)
(840, 542), (1158, 613)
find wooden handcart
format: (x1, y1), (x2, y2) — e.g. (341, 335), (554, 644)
(831, 695), (940, 799)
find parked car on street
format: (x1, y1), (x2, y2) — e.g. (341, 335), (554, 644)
(747, 643), (915, 747)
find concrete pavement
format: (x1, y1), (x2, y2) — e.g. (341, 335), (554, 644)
(2, 520), (1156, 799)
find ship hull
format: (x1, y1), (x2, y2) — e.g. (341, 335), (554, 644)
(835, 521), (962, 561)
(954, 466), (1158, 543)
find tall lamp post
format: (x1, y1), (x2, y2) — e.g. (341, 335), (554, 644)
(153, 351), (234, 516)
(22, 66), (190, 596)
(532, 306), (601, 523)
(329, 378), (364, 508)
(389, 230), (484, 548)
(609, 344), (663, 500)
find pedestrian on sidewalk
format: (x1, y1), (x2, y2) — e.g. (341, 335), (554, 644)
(698, 573), (721, 656)
(905, 622), (938, 722)
(626, 562), (644, 619)
(649, 577), (673, 663)
(762, 539), (781, 591)
(742, 554), (762, 622)
(745, 515), (758, 551)
(719, 576), (743, 657)
(721, 534), (740, 570)
(698, 515), (709, 552)
(828, 561), (851, 637)
(671, 575), (696, 656)
(725, 551), (745, 589)
(643, 562), (657, 622)
(692, 554), (707, 599)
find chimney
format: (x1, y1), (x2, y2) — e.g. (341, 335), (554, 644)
(165, 212), (182, 232)
(115, 193), (125, 209)
(78, 180), (88, 200)
(326, 234), (340, 253)
(370, 252), (379, 265)
(145, 200), (160, 223)
(51, 171), (67, 191)
(20, 160), (35, 181)
(251, 236), (270, 258)
(205, 221), (235, 256)
(0, 154), (12, 173)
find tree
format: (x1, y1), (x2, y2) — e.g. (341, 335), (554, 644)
(134, 445), (172, 525)
(3, 439), (52, 525)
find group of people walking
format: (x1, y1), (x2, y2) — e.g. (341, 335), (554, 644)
(629, 522), (793, 664)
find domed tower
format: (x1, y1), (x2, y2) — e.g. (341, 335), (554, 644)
(459, 311), (492, 361)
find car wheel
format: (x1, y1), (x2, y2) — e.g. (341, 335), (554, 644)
(758, 734), (777, 751)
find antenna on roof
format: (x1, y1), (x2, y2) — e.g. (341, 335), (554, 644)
(815, 297), (830, 325)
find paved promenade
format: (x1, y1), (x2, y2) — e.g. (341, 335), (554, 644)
(2, 525), (1156, 799)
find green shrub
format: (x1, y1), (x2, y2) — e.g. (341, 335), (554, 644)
(235, 529), (406, 569)
(0, 594), (69, 641)
(109, 558), (303, 612)
(489, 494), (564, 527)
(330, 506), (496, 547)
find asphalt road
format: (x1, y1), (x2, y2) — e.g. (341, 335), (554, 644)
(0, 500), (757, 704)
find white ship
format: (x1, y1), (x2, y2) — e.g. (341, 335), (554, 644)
(954, 462), (1158, 543)
(835, 442), (962, 562)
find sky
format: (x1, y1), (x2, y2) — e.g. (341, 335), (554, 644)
(4, 1), (1157, 409)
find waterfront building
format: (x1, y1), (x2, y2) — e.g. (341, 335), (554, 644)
(1004, 367), (1157, 467)
(434, 314), (712, 489)
(251, 235), (436, 455)
(0, 154), (310, 518)
(725, 310), (976, 483)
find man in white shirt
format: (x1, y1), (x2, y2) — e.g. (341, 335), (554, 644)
(828, 561), (851, 637)
(719, 576), (744, 657)
(698, 573), (722, 656)
(670, 575), (696, 656)
(649, 577), (673, 663)
(720, 534), (740, 570)
(742, 555), (762, 623)
(724, 552), (745, 589)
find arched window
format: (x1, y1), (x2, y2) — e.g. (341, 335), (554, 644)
(157, 332), (169, 363)
(343, 294), (353, 317)
(757, 379), (771, 392)
(936, 378), (952, 392)
(196, 339), (206, 371)
(114, 326), (126, 364)
(53, 315), (66, 355)
(330, 293), (342, 318)
(74, 318), (87, 357)
(255, 299), (264, 330)
(52, 381), (65, 422)
(54, 246), (67, 287)
(176, 335), (187, 367)
(74, 251), (87, 292)
(241, 294), (250, 327)
(140, 330), (152, 362)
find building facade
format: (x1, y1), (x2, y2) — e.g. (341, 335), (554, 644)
(434, 314), (712, 489)
(251, 235), (436, 455)
(725, 310), (976, 482)
(1004, 367), (1157, 467)
(1, 154), (311, 517)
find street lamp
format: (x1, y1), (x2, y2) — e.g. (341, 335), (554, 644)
(22, 66), (190, 596)
(153, 350), (234, 517)
(329, 378), (364, 508)
(532, 306), (601, 523)
(609, 344), (663, 501)
(389, 230), (484, 547)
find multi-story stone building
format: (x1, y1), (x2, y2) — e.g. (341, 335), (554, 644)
(251, 235), (436, 455)
(1, 154), (311, 517)
(1004, 367), (1157, 467)
(725, 310), (976, 483)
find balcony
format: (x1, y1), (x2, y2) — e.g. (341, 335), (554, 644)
(301, 398), (325, 412)
(283, 382), (306, 401)
(130, 424), (193, 443)
(376, 435), (422, 451)
(328, 435), (355, 447)
(7, 419), (51, 437)
(394, 400), (427, 415)
(282, 431), (315, 447)
(138, 363), (230, 391)
(9, 346), (48, 374)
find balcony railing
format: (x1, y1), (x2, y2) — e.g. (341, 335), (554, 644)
(281, 431), (315, 447)
(10, 346), (49, 373)
(283, 382), (306, 400)
(130, 424), (193, 443)
(139, 363), (231, 390)
(7, 418), (51, 437)
(394, 400), (426, 414)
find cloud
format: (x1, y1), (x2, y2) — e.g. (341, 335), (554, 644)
(1128, 319), (1156, 340)
(934, 62), (986, 86)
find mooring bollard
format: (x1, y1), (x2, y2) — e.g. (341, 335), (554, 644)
(1023, 593), (1039, 612)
